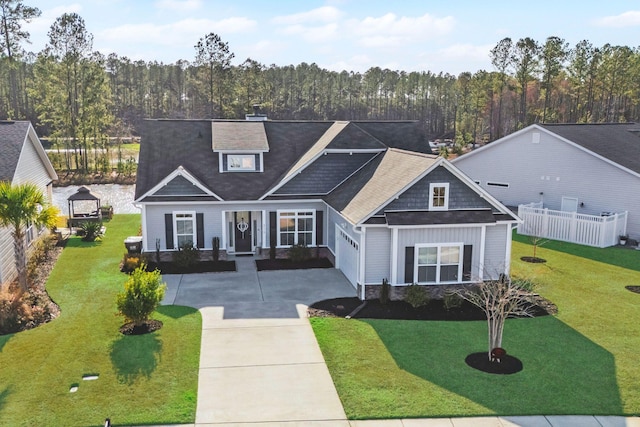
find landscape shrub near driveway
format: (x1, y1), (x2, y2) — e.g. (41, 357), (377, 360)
(312, 239), (640, 418)
(0, 215), (201, 427)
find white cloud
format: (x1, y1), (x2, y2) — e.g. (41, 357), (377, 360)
(279, 23), (339, 43)
(155, 0), (203, 12)
(351, 12), (455, 38)
(272, 6), (344, 25)
(594, 10), (640, 27)
(99, 17), (257, 47)
(438, 43), (493, 61)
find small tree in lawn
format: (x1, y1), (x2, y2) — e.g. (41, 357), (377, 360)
(116, 264), (165, 328)
(520, 217), (548, 260)
(457, 275), (537, 361)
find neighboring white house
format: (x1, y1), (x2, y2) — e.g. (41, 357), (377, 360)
(0, 121), (58, 285)
(135, 119), (519, 299)
(453, 123), (640, 246)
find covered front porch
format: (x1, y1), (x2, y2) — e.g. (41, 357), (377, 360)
(222, 210), (265, 255)
(517, 202), (628, 248)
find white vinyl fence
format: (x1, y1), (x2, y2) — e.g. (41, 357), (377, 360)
(517, 203), (628, 248)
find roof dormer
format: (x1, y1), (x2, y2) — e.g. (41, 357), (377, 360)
(212, 121), (269, 172)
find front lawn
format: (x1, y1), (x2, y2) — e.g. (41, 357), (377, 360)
(0, 215), (201, 426)
(311, 239), (640, 418)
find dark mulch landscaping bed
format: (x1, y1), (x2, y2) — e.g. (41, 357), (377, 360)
(625, 285), (640, 294)
(521, 256), (547, 263)
(256, 257), (333, 271)
(309, 296), (555, 320)
(143, 260), (236, 274)
(465, 352), (523, 374)
(119, 319), (163, 335)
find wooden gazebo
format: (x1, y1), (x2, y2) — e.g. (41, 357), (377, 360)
(67, 186), (102, 228)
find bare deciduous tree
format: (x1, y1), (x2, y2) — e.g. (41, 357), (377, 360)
(457, 275), (537, 361)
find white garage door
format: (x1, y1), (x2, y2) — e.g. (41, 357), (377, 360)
(336, 226), (359, 287)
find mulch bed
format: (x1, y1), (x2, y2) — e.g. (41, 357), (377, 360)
(256, 257), (333, 271)
(119, 319), (163, 335)
(143, 260), (236, 274)
(625, 286), (640, 294)
(465, 352), (523, 374)
(308, 296), (555, 320)
(520, 256), (547, 263)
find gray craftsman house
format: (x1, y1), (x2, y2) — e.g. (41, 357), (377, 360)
(135, 119), (519, 298)
(453, 123), (639, 247)
(0, 121), (58, 285)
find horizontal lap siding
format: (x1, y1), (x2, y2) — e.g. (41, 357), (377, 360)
(144, 201), (327, 251)
(13, 137), (52, 190)
(327, 206), (361, 255)
(396, 227), (482, 284)
(364, 228), (390, 284)
(455, 129), (640, 239)
(0, 228), (16, 284)
(483, 224), (509, 280)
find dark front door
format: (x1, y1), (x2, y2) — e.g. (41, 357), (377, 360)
(234, 211), (252, 252)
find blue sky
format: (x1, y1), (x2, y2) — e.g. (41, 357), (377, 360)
(23, 0), (640, 74)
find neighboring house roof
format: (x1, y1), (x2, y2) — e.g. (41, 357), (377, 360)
(0, 120), (57, 183)
(454, 122), (640, 176)
(0, 121), (31, 182)
(537, 123), (640, 175)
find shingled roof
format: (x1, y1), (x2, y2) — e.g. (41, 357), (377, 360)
(135, 120), (432, 202)
(0, 121), (30, 182)
(539, 123), (640, 174)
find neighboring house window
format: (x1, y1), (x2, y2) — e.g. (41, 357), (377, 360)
(227, 154), (256, 171)
(25, 221), (36, 246)
(415, 243), (463, 284)
(429, 183), (449, 210)
(174, 212), (195, 248)
(278, 210), (315, 246)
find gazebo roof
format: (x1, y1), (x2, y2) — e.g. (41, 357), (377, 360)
(67, 186), (101, 201)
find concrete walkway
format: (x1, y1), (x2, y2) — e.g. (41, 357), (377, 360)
(158, 257), (640, 427)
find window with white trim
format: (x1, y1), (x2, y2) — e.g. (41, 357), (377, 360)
(415, 243), (463, 284)
(174, 212), (195, 248)
(429, 182), (449, 210)
(227, 154), (256, 171)
(278, 210), (315, 246)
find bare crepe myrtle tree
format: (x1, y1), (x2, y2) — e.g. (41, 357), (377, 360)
(456, 274), (537, 360)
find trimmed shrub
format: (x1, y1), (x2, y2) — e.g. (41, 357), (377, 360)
(0, 284), (32, 334)
(405, 283), (429, 308)
(174, 243), (199, 269)
(288, 243), (311, 263)
(379, 278), (390, 305)
(443, 291), (463, 311)
(121, 253), (144, 273)
(115, 264), (166, 326)
(80, 221), (103, 241)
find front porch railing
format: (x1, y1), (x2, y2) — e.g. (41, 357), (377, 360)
(517, 203), (628, 248)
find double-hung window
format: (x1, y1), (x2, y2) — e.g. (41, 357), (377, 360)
(278, 210), (315, 246)
(429, 182), (449, 210)
(415, 243), (463, 284)
(174, 212), (195, 248)
(227, 154), (256, 171)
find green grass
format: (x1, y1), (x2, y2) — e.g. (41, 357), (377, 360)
(0, 215), (201, 426)
(312, 238), (640, 419)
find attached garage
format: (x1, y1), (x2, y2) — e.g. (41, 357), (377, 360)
(335, 226), (359, 287)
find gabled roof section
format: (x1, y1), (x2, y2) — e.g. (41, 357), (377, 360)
(135, 165), (222, 202)
(212, 121), (269, 152)
(327, 149), (440, 224)
(353, 121), (433, 154)
(0, 121), (57, 183)
(538, 123), (640, 175)
(326, 122), (387, 150)
(273, 152), (380, 196)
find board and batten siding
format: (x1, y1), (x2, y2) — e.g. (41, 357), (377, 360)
(143, 201), (327, 251)
(454, 128), (640, 239)
(483, 224), (510, 279)
(396, 226), (483, 284)
(364, 227), (390, 284)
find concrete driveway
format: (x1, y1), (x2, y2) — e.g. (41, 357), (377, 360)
(160, 256), (355, 425)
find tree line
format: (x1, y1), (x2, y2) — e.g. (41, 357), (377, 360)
(2, 1), (640, 174)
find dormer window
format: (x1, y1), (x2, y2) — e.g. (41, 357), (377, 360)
(228, 154), (256, 171)
(429, 182), (449, 210)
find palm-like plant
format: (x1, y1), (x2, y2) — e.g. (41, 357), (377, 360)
(0, 182), (59, 292)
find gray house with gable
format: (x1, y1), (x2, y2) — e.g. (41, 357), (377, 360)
(0, 121), (58, 285)
(135, 119), (519, 299)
